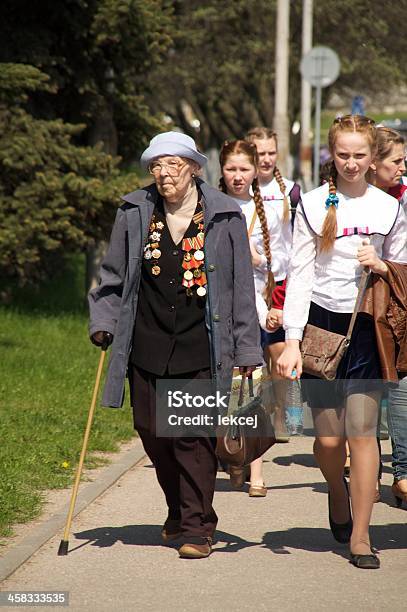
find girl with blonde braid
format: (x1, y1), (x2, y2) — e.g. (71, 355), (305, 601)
(219, 139), (290, 495)
(246, 127), (302, 440)
(245, 126), (301, 260)
(277, 115), (407, 569)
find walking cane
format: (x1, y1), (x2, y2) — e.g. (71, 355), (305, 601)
(58, 333), (112, 556)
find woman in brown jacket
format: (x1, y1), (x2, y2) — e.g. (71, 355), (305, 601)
(369, 126), (407, 507)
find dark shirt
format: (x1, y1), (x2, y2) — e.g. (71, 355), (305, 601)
(130, 197), (211, 375)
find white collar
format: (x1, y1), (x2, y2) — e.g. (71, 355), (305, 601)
(301, 183), (400, 237)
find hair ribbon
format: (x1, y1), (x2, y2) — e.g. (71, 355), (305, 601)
(325, 193), (339, 209)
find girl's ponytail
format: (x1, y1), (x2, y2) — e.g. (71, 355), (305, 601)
(253, 177), (275, 306)
(273, 166), (290, 223)
(320, 162), (338, 252)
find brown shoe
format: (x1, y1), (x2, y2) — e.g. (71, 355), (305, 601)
(392, 478), (407, 508)
(249, 484), (267, 497)
(161, 518), (182, 543)
(229, 465), (248, 489)
(178, 537), (212, 559)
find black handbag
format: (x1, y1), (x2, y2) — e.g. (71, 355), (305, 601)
(216, 373), (276, 467)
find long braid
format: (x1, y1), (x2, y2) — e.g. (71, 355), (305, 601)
(253, 177), (275, 306)
(320, 161), (338, 252)
(273, 166), (290, 223)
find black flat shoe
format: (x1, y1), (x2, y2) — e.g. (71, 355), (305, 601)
(328, 479), (353, 543)
(350, 552), (380, 569)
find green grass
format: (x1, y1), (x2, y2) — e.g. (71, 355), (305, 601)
(0, 256), (135, 540)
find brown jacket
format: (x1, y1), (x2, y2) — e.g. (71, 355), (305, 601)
(361, 261), (407, 382)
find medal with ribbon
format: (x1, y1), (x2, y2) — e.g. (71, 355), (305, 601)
(143, 201), (207, 298)
(181, 207), (207, 297)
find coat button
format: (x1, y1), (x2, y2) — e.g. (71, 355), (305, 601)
(172, 250), (179, 256)
(208, 264), (215, 271)
(169, 278), (175, 285)
(213, 314), (220, 322)
(168, 305), (175, 312)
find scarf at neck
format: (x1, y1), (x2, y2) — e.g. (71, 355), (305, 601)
(164, 183), (198, 245)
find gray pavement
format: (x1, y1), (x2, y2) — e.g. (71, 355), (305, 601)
(1, 436), (406, 612)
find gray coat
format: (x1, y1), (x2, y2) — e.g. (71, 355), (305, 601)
(88, 179), (263, 408)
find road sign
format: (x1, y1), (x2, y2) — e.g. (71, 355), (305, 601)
(300, 46), (340, 89)
(300, 46), (341, 187)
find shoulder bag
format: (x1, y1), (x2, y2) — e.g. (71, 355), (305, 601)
(300, 269), (370, 380)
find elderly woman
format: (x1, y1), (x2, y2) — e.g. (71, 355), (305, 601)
(89, 131), (262, 559)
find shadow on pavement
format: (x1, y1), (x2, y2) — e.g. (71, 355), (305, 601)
(262, 523), (407, 556)
(272, 453), (317, 468)
(215, 479), (327, 494)
(70, 520), (406, 557)
(71, 526), (258, 554)
(262, 527), (348, 558)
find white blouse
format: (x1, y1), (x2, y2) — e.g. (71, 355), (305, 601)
(259, 177), (297, 251)
(233, 197), (289, 330)
(400, 190), (407, 215)
(283, 183), (407, 341)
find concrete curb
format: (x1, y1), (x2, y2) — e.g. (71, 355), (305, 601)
(0, 439), (146, 583)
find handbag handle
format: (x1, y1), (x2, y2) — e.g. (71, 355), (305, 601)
(345, 267), (370, 342)
(238, 372), (254, 407)
(247, 209), (257, 238)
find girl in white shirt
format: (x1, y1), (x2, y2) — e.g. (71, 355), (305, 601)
(245, 126), (301, 260)
(277, 115), (407, 570)
(219, 139), (290, 495)
(246, 127), (302, 435)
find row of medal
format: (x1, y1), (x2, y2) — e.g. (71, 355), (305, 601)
(143, 212), (207, 297)
(144, 219), (165, 276)
(181, 225), (207, 297)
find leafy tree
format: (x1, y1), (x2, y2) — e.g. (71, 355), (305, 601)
(0, 1), (174, 290)
(147, 0), (278, 149)
(0, 64), (137, 287)
(147, 0), (407, 149)
(0, 0), (174, 159)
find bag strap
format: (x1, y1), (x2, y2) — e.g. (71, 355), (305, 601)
(345, 268), (370, 341)
(289, 182), (301, 211)
(289, 183), (302, 230)
(237, 373), (254, 407)
(247, 209), (257, 238)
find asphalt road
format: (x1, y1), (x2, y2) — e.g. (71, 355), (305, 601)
(1, 436), (406, 612)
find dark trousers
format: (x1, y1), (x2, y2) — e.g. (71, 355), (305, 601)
(128, 365), (218, 539)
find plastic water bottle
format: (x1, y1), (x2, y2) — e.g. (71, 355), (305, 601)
(286, 376), (303, 436)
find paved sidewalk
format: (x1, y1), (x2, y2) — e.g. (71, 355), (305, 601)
(1, 436), (406, 612)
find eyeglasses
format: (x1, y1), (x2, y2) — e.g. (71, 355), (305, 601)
(148, 159), (186, 176)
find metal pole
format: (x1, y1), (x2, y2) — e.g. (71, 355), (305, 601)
(273, 0), (290, 177)
(313, 84), (322, 188)
(300, 0), (313, 191)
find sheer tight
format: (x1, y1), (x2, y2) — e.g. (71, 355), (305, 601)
(313, 392), (380, 556)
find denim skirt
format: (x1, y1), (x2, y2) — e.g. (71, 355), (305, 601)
(301, 302), (383, 408)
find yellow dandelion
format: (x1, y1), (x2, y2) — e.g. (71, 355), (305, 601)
(61, 461), (70, 469)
